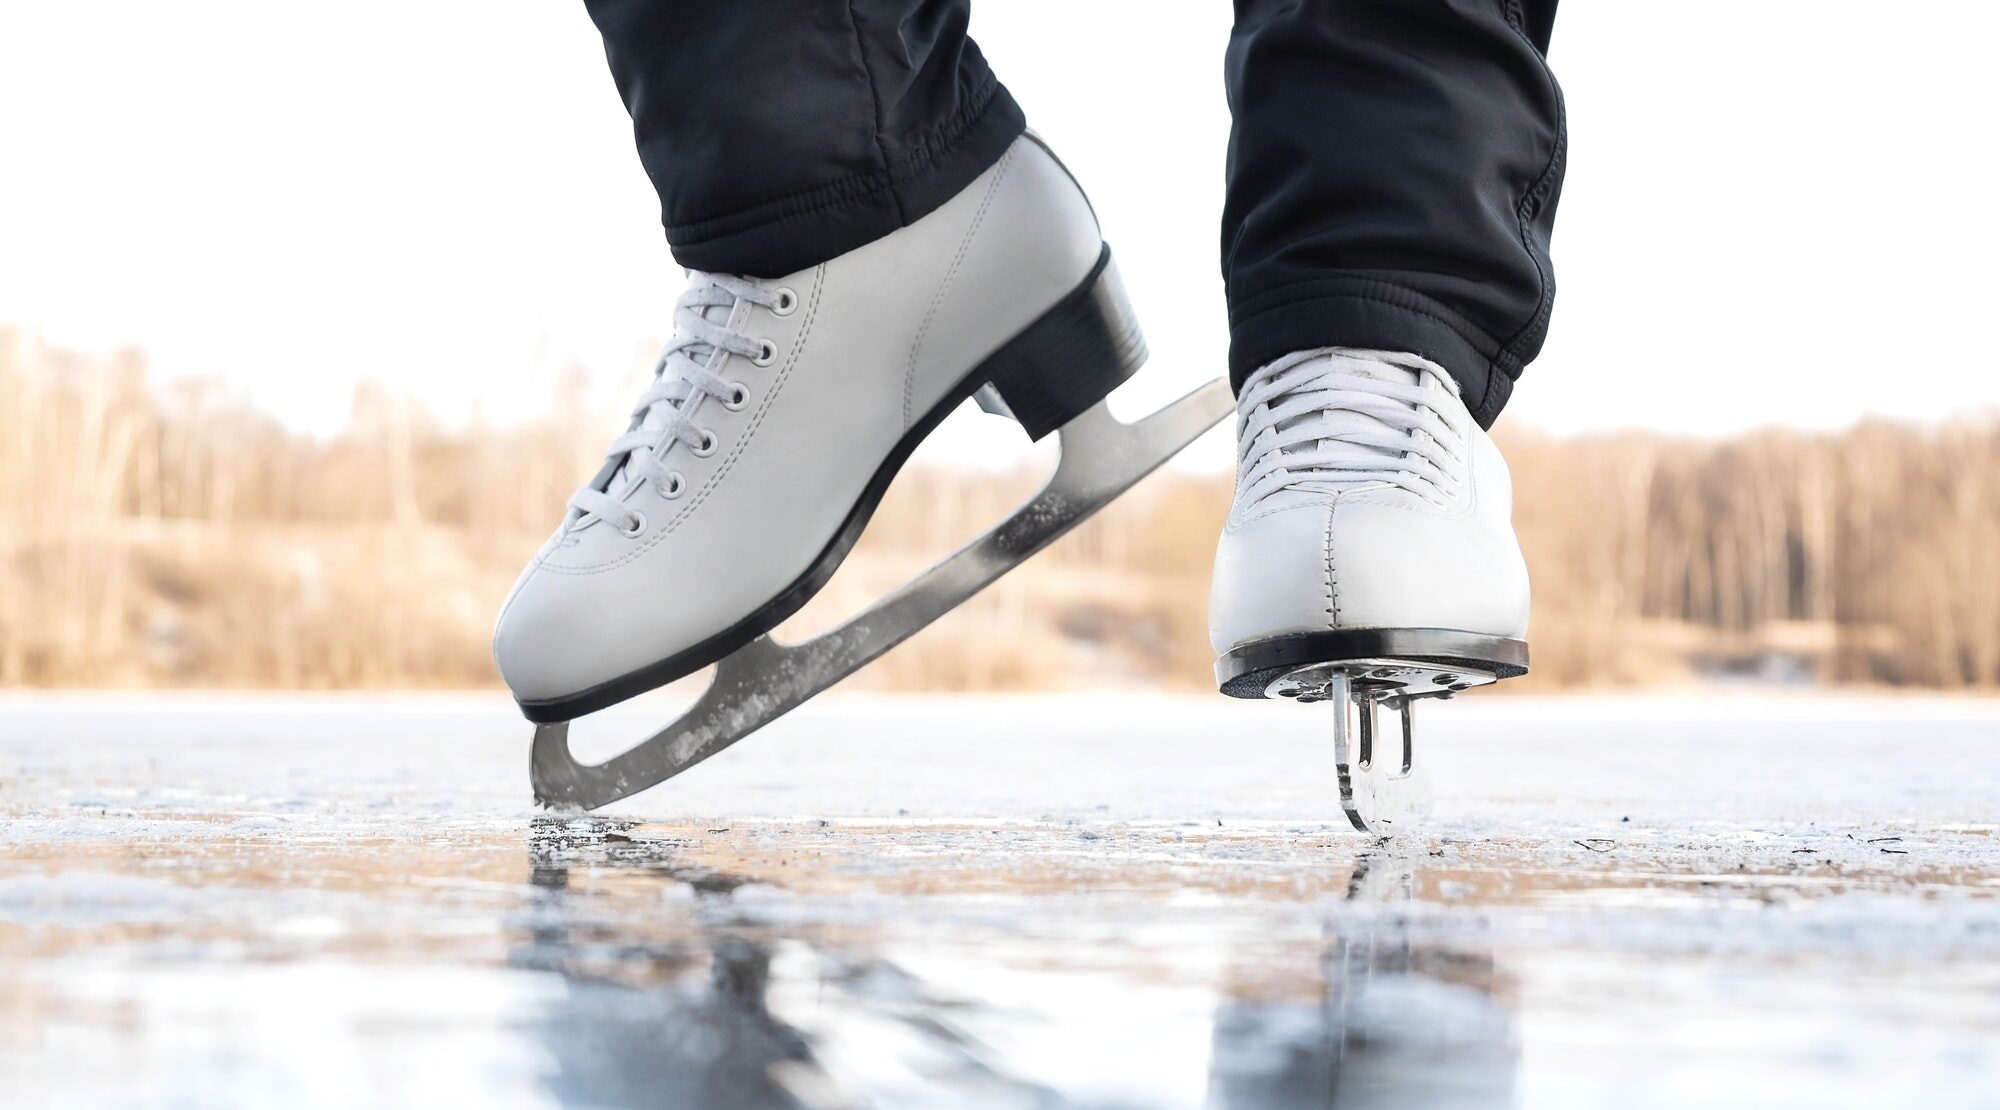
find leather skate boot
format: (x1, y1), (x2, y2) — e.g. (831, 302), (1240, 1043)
(496, 134), (1144, 722)
(1208, 348), (1530, 830)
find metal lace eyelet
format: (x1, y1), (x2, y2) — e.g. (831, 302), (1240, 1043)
(657, 472), (685, 499)
(692, 430), (717, 457)
(752, 339), (777, 366)
(620, 510), (648, 538)
(772, 287), (798, 316)
(723, 382), (750, 411)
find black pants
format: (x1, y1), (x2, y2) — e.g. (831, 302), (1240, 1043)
(581, 0), (1564, 426)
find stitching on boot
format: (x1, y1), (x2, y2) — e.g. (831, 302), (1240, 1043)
(1323, 507), (1339, 628)
(905, 146), (1014, 430)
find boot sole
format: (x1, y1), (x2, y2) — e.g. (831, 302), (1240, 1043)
(518, 244), (1146, 724)
(1216, 628), (1530, 700)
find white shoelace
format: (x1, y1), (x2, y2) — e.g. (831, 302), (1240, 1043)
(1233, 348), (1466, 513)
(568, 274), (782, 532)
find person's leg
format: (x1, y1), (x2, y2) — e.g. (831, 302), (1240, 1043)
(1221, 0), (1564, 427)
(1210, 1), (1563, 827)
(581, 0), (1026, 277)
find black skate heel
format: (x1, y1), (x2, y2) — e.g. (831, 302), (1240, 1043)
(1217, 629), (1530, 836)
(1216, 628), (1529, 700)
(975, 245), (1147, 441)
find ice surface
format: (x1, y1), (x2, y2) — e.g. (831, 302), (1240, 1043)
(1, 692), (1998, 1108)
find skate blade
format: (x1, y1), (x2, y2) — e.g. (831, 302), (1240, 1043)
(529, 379), (1234, 812)
(1278, 660), (1504, 835)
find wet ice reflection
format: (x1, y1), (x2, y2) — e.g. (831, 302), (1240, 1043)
(6, 695), (1999, 1107)
(1209, 856), (1515, 1110)
(512, 818), (1519, 1108)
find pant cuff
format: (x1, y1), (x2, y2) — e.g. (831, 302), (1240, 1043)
(664, 79), (1027, 278)
(1227, 277), (1519, 428)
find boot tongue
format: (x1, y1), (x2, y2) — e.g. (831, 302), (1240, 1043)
(1277, 350), (1422, 487)
(1332, 351), (1423, 387)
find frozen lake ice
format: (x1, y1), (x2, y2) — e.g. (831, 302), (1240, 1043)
(2, 692), (1997, 1108)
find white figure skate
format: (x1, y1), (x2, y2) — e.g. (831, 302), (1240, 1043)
(499, 134), (1231, 810)
(1209, 348), (1530, 833)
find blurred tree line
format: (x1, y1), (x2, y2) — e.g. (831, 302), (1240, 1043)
(3, 326), (1996, 692)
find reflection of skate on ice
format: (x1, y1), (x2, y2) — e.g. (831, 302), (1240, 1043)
(499, 134), (1231, 810)
(1209, 844), (1517, 1106)
(1210, 349), (1531, 833)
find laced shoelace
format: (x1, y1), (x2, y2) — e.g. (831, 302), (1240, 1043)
(1233, 349), (1467, 513)
(568, 274), (782, 532)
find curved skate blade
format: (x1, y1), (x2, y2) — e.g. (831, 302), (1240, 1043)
(1331, 688), (1433, 834)
(530, 379), (1234, 811)
(1259, 655), (1510, 833)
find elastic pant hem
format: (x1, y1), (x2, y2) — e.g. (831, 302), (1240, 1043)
(1228, 277), (1519, 428)
(664, 79), (1027, 277)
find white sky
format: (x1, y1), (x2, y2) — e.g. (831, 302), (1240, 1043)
(3, 1), (1997, 463)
